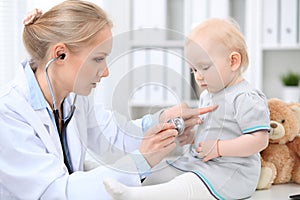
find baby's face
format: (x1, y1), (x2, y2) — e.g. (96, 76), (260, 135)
(185, 35), (235, 93)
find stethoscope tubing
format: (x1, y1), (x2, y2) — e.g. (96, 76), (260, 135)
(44, 57), (77, 121)
(45, 57), (59, 111)
(44, 57), (77, 173)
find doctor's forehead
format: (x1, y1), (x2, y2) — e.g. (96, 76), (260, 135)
(89, 26), (113, 54)
(88, 38), (112, 57)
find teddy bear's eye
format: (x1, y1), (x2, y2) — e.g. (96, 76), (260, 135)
(281, 119), (285, 123)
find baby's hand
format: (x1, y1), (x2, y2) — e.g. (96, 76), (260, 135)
(177, 126), (195, 146)
(196, 139), (221, 162)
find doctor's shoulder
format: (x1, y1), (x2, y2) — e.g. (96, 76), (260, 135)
(0, 89), (26, 113)
(0, 81), (16, 99)
(0, 80), (30, 113)
(0, 66), (28, 99)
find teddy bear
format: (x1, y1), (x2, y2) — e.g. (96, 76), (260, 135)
(287, 135), (300, 183)
(256, 98), (300, 190)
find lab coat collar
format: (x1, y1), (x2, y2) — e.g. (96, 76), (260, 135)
(22, 62), (83, 171)
(22, 60), (59, 140)
(22, 60), (48, 111)
(15, 62), (60, 157)
(17, 60), (82, 169)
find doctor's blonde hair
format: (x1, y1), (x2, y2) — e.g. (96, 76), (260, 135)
(22, 0), (112, 69)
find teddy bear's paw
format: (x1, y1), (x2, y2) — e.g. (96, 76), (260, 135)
(257, 167), (276, 190)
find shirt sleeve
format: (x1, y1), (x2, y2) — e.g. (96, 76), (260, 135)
(133, 110), (165, 178)
(141, 109), (164, 133)
(130, 150), (151, 179)
(234, 91), (270, 134)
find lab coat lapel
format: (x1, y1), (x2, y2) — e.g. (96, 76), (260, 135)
(35, 109), (64, 159)
(66, 118), (83, 171)
(15, 62), (64, 161)
(23, 106), (63, 159)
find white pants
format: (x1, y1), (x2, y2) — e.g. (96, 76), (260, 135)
(141, 162), (214, 200)
(104, 161), (215, 200)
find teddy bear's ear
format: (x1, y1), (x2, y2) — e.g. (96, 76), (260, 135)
(289, 103), (300, 130)
(289, 103), (300, 122)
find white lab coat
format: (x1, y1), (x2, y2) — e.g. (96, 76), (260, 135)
(0, 62), (146, 200)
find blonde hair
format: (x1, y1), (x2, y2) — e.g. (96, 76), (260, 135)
(189, 18), (249, 72)
(23, 0), (112, 69)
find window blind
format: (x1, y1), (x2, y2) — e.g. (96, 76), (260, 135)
(0, 0), (25, 86)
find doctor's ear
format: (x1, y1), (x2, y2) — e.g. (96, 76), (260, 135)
(229, 51), (241, 71)
(52, 43), (67, 61)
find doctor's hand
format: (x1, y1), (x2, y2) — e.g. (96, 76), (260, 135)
(159, 103), (217, 131)
(139, 123), (178, 167)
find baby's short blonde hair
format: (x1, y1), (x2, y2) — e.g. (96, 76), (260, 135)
(188, 18), (249, 72)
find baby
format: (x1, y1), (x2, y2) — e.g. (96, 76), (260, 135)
(104, 18), (270, 200)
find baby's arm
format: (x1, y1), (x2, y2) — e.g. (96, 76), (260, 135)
(197, 130), (269, 162)
(219, 130), (269, 156)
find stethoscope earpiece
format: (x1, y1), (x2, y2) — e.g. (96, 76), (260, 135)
(59, 53), (66, 60)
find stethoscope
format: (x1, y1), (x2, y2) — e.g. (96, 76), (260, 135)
(44, 54), (77, 174)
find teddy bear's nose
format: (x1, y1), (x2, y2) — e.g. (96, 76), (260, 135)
(270, 123), (277, 128)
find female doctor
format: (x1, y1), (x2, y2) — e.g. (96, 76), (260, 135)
(0, 1), (215, 199)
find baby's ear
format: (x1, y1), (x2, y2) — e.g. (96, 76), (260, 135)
(229, 51), (241, 71)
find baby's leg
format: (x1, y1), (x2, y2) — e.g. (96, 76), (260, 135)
(103, 172), (213, 200)
(142, 161), (184, 185)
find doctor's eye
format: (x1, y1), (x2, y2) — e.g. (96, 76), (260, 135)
(95, 57), (105, 63)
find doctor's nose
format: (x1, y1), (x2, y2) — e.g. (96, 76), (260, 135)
(98, 67), (109, 78)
